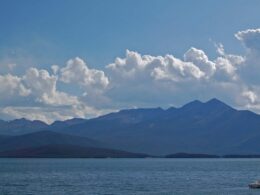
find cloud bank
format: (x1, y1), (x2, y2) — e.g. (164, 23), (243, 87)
(1, 28), (260, 123)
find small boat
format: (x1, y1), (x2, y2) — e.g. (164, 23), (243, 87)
(249, 180), (260, 189)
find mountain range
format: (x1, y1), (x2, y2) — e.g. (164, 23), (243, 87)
(1, 98), (260, 156)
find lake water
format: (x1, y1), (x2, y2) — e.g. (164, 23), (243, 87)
(0, 158), (260, 195)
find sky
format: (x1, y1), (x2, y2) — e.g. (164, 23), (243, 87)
(1, 0), (260, 123)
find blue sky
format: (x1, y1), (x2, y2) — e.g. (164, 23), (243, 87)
(1, 0), (259, 68)
(1, 1), (260, 123)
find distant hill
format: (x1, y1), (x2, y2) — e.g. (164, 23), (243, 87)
(50, 118), (87, 130)
(0, 131), (104, 152)
(222, 154), (260, 158)
(0, 135), (11, 142)
(165, 153), (220, 158)
(0, 118), (86, 135)
(0, 144), (150, 158)
(0, 118), (48, 135)
(2, 98), (260, 155)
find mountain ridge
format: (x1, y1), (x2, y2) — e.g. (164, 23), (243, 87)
(1, 98), (255, 124)
(1, 98), (260, 155)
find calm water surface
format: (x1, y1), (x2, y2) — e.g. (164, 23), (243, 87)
(0, 158), (260, 195)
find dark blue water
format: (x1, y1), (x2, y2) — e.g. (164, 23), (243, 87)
(0, 158), (260, 195)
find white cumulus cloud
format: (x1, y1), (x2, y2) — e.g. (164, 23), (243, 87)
(1, 28), (260, 122)
(0, 74), (30, 98)
(235, 28), (260, 51)
(60, 57), (109, 90)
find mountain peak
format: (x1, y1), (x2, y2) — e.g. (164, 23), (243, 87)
(206, 98), (223, 104)
(12, 117), (28, 121)
(205, 98), (234, 110)
(177, 98), (235, 115)
(190, 99), (203, 104)
(9, 118), (30, 124)
(181, 99), (203, 109)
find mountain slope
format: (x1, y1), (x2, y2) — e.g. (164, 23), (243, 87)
(0, 118), (86, 135)
(0, 131), (105, 152)
(53, 99), (260, 155)
(50, 118), (87, 130)
(0, 118), (48, 135)
(2, 98), (260, 155)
